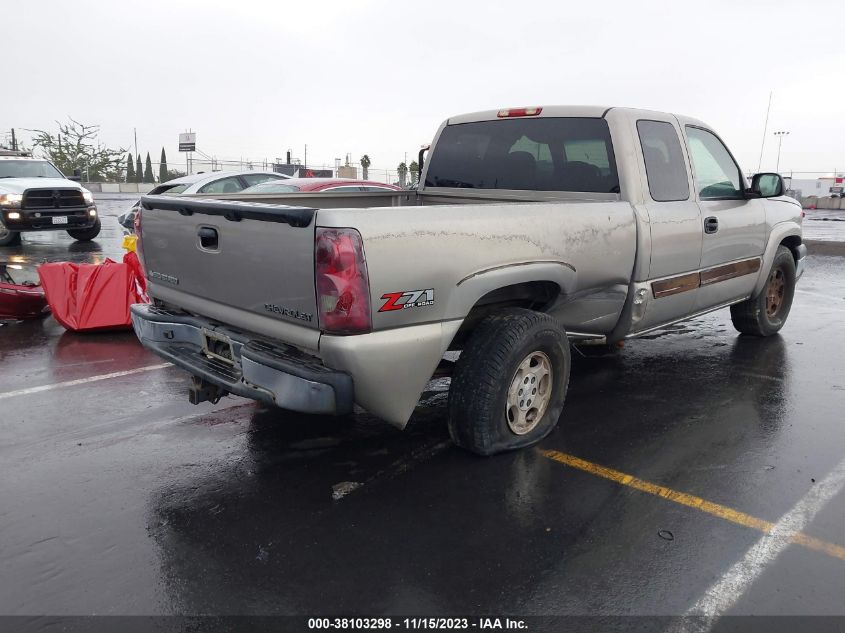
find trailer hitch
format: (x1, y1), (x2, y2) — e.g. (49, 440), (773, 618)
(188, 375), (228, 405)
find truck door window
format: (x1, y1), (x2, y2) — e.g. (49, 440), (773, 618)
(685, 127), (743, 200)
(424, 118), (619, 193)
(636, 120), (690, 202)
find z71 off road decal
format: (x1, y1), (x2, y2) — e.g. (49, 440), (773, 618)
(379, 289), (435, 312)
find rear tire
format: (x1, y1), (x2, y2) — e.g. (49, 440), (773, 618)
(447, 308), (571, 456)
(730, 245), (796, 336)
(67, 218), (101, 242)
(0, 223), (21, 247)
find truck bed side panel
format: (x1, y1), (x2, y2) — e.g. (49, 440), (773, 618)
(317, 201), (637, 333)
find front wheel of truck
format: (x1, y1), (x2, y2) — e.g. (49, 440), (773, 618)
(0, 221), (22, 247)
(730, 245), (796, 337)
(67, 218), (101, 242)
(447, 308), (570, 456)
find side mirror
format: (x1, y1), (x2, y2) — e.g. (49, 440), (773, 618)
(750, 172), (784, 198)
(68, 168), (83, 182)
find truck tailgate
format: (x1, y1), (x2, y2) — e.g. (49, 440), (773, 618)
(138, 196), (319, 337)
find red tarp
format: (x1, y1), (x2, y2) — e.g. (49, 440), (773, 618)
(38, 252), (149, 332)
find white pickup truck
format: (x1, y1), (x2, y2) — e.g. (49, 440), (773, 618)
(0, 152), (100, 246)
(131, 106), (805, 455)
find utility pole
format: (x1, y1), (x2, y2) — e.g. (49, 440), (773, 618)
(757, 92), (772, 172)
(304, 144), (307, 170)
(774, 131), (789, 173)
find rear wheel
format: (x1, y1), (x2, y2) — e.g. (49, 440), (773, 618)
(0, 222), (22, 247)
(67, 218), (101, 242)
(730, 245), (796, 336)
(447, 308), (570, 456)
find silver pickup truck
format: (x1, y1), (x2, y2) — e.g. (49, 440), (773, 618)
(131, 106), (806, 455)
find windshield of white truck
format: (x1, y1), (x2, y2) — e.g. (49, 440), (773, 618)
(0, 160), (65, 179)
(424, 117), (619, 193)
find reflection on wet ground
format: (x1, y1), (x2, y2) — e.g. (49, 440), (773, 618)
(1, 196), (844, 618)
(803, 208), (845, 243)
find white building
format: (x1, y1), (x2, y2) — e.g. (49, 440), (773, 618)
(785, 174), (844, 197)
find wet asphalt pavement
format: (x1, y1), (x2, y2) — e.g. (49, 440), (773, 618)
(1, 196), (844, 626)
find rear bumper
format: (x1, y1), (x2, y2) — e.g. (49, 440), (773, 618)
(130, 303), (353, 415)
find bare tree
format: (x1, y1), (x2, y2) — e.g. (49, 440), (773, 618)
(29, 118), (125, 182)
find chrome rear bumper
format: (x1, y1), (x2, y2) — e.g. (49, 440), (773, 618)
(130, 304), (353, 415)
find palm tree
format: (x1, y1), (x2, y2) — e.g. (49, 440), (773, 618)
(397, 161), (408, 188)
(360, 154), (371, 180)
(409, 160), (420, 187)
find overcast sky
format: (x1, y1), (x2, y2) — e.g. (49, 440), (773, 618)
(3, 0), (843, 176)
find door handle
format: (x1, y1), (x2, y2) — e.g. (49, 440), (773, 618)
(704, 217), (719, 234)
(198, 226), (219, 249)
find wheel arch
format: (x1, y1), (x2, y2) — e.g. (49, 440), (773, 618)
(444, 262), (576, 350)
(753, 222), (802, 296)
(780, 234), (803, 262)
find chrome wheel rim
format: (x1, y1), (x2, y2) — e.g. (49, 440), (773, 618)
(506, 351), (553, 435)
(766, 267), (786, 317)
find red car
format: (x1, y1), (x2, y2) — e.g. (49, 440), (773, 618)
(0, 263), (49, 320)
(240, 177), (403, 194)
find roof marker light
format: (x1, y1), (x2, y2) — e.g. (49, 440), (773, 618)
(497, 107), (543, 118)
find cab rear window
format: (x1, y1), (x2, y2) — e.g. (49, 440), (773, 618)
(424, 117), (619, 193)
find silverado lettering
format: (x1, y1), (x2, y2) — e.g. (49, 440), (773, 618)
(264, 303), (314, 322)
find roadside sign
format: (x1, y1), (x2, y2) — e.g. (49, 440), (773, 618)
(178, 132), (196, 152)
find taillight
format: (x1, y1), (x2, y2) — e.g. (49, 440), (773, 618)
(497, 107), (542, 118)
(315, 227), (372, 334)
(133, 207), (142, 235)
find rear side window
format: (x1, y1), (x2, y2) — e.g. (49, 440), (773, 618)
(150, 183), (189, 195)
(636, 120), (690, 202)
(424, 117), (619, 193)
(252, 183), (300, 193)
(198, 176), (245, 194)
(242, 173), (284, 187)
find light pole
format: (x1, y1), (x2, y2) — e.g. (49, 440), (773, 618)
(774, 131), (789, 173)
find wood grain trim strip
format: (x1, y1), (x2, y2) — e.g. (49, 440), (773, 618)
(651, 272), (701, 299)
(700, 257), (761, 286)
(651, 257), (762, 299)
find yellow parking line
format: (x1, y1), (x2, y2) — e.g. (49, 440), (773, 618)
(540, 449), (845, 562)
